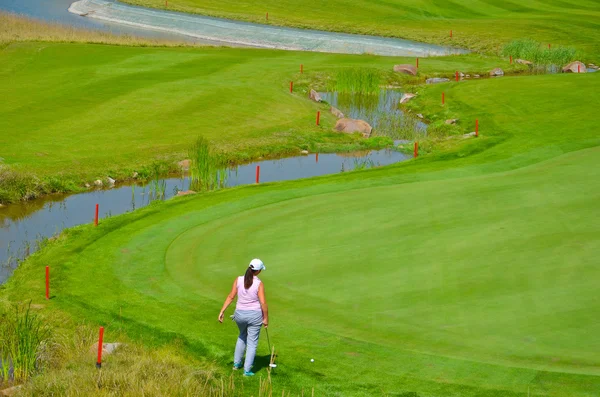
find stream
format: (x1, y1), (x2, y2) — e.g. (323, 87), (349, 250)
(1, 0), (466, 56)
(0, 149), (412, 284)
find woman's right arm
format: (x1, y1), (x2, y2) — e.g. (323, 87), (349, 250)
(258, 283), (269, 328)
(218, 279), (238, 323)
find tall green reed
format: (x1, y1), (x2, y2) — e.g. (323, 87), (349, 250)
(188, 136), (228, 192)
(502, 39), (577, 69)
(0, 301), (50, 385)
(328, 68), (381, 94)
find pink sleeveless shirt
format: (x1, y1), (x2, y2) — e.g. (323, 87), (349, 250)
(235, 276), (262, 311)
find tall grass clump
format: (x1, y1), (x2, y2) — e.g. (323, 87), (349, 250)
(0, 12), (193, 47)
(188, 136), (228, 192)
(502, 39), (577, 69)
(0, 302), (50, 386)
(328, 68), (381, 94)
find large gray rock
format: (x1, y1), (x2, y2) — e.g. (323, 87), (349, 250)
(309, 89), (322, 102)
(445, 119), (458, 125)
(94, 179), (103, 187)
(426, 78), (449, 84)
(107, 177), (115, 185)
(334, 118), (372, 138)
(489, 68), (504, 76)
(330, 106), (344, 119)
(562, 61), (587, 73)
(400, 93), (416, 104)
(393, 64), (417, 76)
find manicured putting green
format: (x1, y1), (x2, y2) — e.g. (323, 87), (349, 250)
(62, 146), (600, 396)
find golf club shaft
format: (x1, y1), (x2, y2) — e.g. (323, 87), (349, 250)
(265, 327), (272, 355)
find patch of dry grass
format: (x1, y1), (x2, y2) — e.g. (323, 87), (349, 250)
(0, 12), (196, 47)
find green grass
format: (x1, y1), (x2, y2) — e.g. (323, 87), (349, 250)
(120, 0), (600, 58)
(502, 39), (578, 68)
(0, 41), (523, 203)
(3, 71), (599, 395)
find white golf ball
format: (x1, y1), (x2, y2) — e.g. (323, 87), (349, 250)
(311, 359), (314, 362)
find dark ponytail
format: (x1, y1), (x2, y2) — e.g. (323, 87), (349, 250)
(244, 267), (256, 289)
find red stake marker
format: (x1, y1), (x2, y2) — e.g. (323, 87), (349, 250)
(290, 81), (293, 93)
(442, 92), (445, 105)
(416, 57), (419, 68)
(255, 166), (260, 184)
(510, 55), (513, 64)
(450, 30), (453, 38)
(316, 111), (320, 126)
(94, 204), (99, 226)
(96, 327), (104, 369)
(475, 119), (479, 137)
(316, 153), (319, 163)
(548, 43), (551, 49)
(578, 64), (581, 73)
(414, 142), (419, 158)
(45, 266), (50, 300)
(165, 0), (167, 6)
(455, 71), (459, 82)
(300, 64), (303, 74)
(266, 12), (268, 21)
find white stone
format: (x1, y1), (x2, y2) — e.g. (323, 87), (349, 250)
(107, 177), (115, 185)
(94, 180), (103, 187)
(301, 150), (309, 155)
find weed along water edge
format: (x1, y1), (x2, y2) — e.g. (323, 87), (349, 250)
(0, 149), (409, 284)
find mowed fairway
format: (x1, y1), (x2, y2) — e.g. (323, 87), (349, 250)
(121, 0), (600, 56)
(6, 73), (600, 395)
(0, 41), (514, 183)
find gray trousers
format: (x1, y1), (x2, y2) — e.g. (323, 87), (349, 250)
(233, 310), (263, 372)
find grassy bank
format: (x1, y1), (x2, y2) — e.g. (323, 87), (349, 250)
(0, 39), (523, 204)
(0, 12), (195, 48)
(120, 0), (600, 58)
(3, 71), (599, 395)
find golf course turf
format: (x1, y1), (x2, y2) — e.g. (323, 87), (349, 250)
(120, 0), (600, 57)
(3, 62), (599, 396)
(0, 40), (524, 202)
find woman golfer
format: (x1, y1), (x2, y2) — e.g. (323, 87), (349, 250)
(218, 258), (269, 376)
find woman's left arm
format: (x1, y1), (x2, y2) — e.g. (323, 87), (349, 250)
(218, 279), (238, 323)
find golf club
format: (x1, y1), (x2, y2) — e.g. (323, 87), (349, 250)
(265, 328), (277, 368)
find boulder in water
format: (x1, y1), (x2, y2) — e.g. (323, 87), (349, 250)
(393, 64), (417, 76)
(400, 93), (416, 104)
(334, 118), (372, 138)
(330, 106), (344, 118)
(562, 61), (587, 73)
(309, 89), (322, 102)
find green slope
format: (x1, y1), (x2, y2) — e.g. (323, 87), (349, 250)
(0, 42), (518, 184)
(4, 71), (599, 395)
(120, 0), (600, 57)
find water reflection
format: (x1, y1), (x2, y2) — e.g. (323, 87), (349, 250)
(320, 90), (427, 139)
(0, 149), (410, 283)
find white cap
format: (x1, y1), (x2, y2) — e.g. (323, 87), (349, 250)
(249, 258), (265, 271)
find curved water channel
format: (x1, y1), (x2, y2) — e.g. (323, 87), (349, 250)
(0, 149), (412, 284)
(1, 0), (465, 56)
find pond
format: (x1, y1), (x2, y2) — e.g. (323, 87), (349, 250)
(0, 149), (411, 284)
(320, 89), (428, 139)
